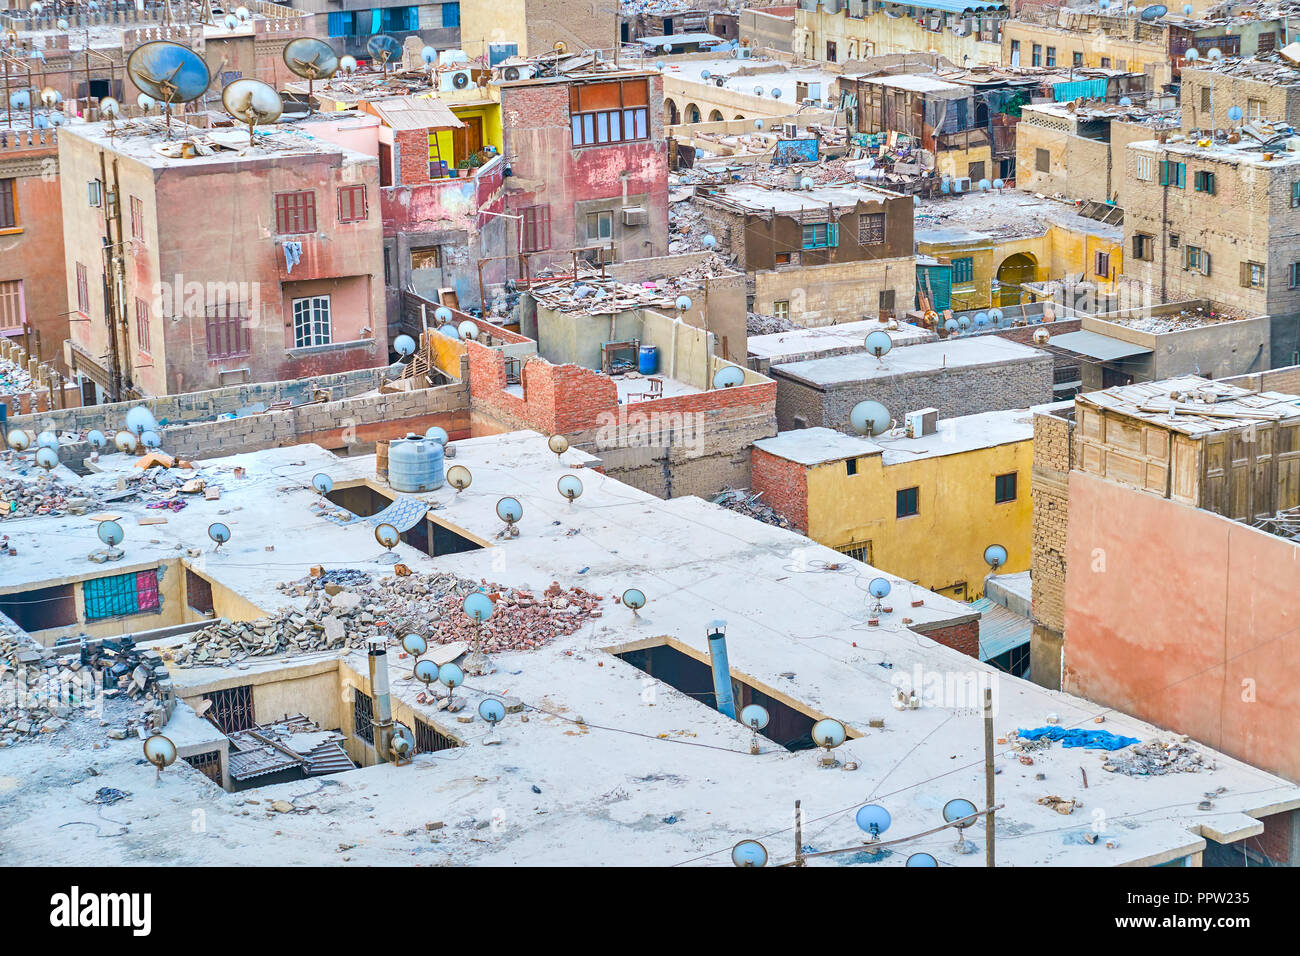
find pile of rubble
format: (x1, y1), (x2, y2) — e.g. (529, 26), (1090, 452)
(747, 310), (798, 336)
(711, 488), (792, 529)
(0, 471), (100, 519)
(278, 568), (373, 593)
(0, 354), (33, 394)
(1, 623), (175, 747)
(175, 569), (605, 667)
(1102, 737), (1213, 776)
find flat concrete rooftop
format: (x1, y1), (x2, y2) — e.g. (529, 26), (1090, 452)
(771, 336), (1047, 388)
(3, 434), (1297, 866)
(747, 319), (936, 365)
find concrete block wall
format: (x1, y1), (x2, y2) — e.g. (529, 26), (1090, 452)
(774, 352), (1055, 432)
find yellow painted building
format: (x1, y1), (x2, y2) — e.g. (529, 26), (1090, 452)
(793, 4), (1004, 67)
(915, 195), (1124, 310)
(751, 410), (1034, 600)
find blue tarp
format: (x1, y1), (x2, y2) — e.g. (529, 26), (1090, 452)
(1018, 726), (1139, 750)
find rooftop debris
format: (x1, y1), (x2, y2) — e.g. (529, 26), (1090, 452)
(711, 487), (792, 529)
(526, 254), (737, 314)
(0, 354), (34, 394)
(747, 310), (799, 336)
(1102, 737), (1215, 776)
(1017, 726), (1141, 750)
(176, 570), (605, 667)
(1, 623), (175, 747)
(0, 471), (100, 519)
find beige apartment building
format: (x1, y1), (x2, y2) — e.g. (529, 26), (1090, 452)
(1181, 59), (1300, 132)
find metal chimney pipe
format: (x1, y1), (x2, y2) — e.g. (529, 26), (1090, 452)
(707, 621), (736, 719)
(367, 638), (395, 763)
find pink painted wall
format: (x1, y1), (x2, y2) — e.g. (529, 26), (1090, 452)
(1063, 471), (1300, 782)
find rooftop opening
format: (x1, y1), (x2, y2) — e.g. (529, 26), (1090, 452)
(612, 640), (821, 750)
(324, 482), (483, 557)
(0, 583), (77, 632)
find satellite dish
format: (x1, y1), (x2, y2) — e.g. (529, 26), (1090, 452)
(222, 78), (283, 145)
(40, 86), (61, 107)
(421, 46), (437, 65)
(868, 577), (892, 598)
(943, 798), (978, 827)
(712, 365), (746, 389)
(548, 434), (569, 459)
(974, 311), (990, 327)
(992, 178), (1004, 189)
(366, 34), (402, 67)
(87, 430), (108, 451)
(479, 698), (507, 726)
(100, 97), (122, 119)
(944, 318), (960, 332)
(907, 852), (938, 867)
(1119, 96), (1133, 107)
(457, 320), (479, 340)
(312, 473), (334, 494)
(865, 330), (893, 360)
(140, 430), (162, 449)
(1140, 2), (1166, 16)
(1182, 2), (1193, 12)
(283, 37), (339, 81)
(126, 41), (211, 124)
(137, 93), (156, 113)
(856, 804), (892, 838)
(1184, 47), (1199, 61)
(702, 234), (717, 249)
(772, 88), (782, 99)
(34, 446), (59, 471)
(5, 429), (31, 451)
(438, 662), (464, 688)
(989, 308), (1004, 324)
(984, 544), (1008, 569)
(401, 632), (428, 657)
(557, 474), (583, 503)
(1227, 105), (1244, 123)
(425, 426), (449, 446)
(97, 519), (125, 547)
(850, 400), (891, 437)
(338, 55), (357, 75)
(731, 840), (768, 867)
(393, 333), (416, 356)
(36, 430), (58, 449)
(496, 496), (523, 525)
(446, 464), (472, 493)
(224, 13), (239, 29)
(811, 718), (847, 750)
(675, 295), (693, 311)
(701, 69), (711, 79)
(125, 406), (157, 435)
(373, 523), (401, 563)
(114, 431), (138, 454)
(464, 591), (494, 623)
(1207, 47), (1222, 60)
(208, 522), (232, 548)
(1033, 328), (1050, 345)
(142, 733), (178, 774)
(235, 5), (252, 21)
(434, 306), (453, 323)
(438, 324), (460, 339)
(413, 658), (439, 685)
(621, 588), (647, 613)
(740, 703), (769, 730)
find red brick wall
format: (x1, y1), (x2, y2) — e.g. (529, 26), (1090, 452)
(915, 619), (980, 659)
(750, 446), (809, 533)
(393, 129), (430, 186)
(1254, 810), (1294, 864)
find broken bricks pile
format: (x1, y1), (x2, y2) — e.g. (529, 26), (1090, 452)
(1, 623), (174, 746)
(174, 570), (605, 667)
(711, 488), (792, 529)
(0, 471), (101, 519)
(747, 310), (798, 336)
(1102, 737), (1214, 776)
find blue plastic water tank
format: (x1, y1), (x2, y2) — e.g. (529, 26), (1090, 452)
(638, 345), (659, 375)
(388, 433), (445, 492)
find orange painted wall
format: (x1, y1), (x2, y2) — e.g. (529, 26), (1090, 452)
(1063, 471), (1300, 782)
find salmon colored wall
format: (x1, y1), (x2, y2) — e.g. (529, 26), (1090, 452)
(1063, 471), (1300, 782)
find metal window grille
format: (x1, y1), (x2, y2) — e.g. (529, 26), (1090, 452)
(83, 569), (160, 621)
(859, 212), (885, 244)
(205, 684), (255, 734)
(835, 540), (872, 563)
(185, 750), (223, 784)
(414, 717), (459, 753)
(353, 689), (374, 744)
(274, 190), (317, 234)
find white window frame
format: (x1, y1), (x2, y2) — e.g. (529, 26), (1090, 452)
(1135, 155), (1153, 182)
(292, 295), (332, 348)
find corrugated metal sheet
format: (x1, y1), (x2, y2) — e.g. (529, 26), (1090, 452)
(971, 597), (1031, 661)
(368, 96), (464, 131)
(1049, 329), (1153, 362)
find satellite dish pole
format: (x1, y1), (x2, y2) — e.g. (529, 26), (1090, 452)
(984, 686), (995, 868)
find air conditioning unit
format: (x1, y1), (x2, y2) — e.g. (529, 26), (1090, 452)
(499, 63), (535, 81)
(440, 69), (473, 92)
(952, 176), (971, 193)
(622, 206), (648, 226)
(905, 407), (938, 438)
(734, 47), (752, 59)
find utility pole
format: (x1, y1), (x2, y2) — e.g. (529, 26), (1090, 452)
(793, 799), (804, 867)
(984, 686), (996, 867)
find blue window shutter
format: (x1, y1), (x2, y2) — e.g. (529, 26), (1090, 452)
(443, 2), (460, 27)
(830, 223), (839, 247)
(371, 9), (381, 34)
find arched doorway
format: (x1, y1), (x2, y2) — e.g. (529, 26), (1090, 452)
(996, 253), (1037, 307)
(666, 99), (680, 125)
(685, 103), (701, 124)
(709, 109), (723, 122)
